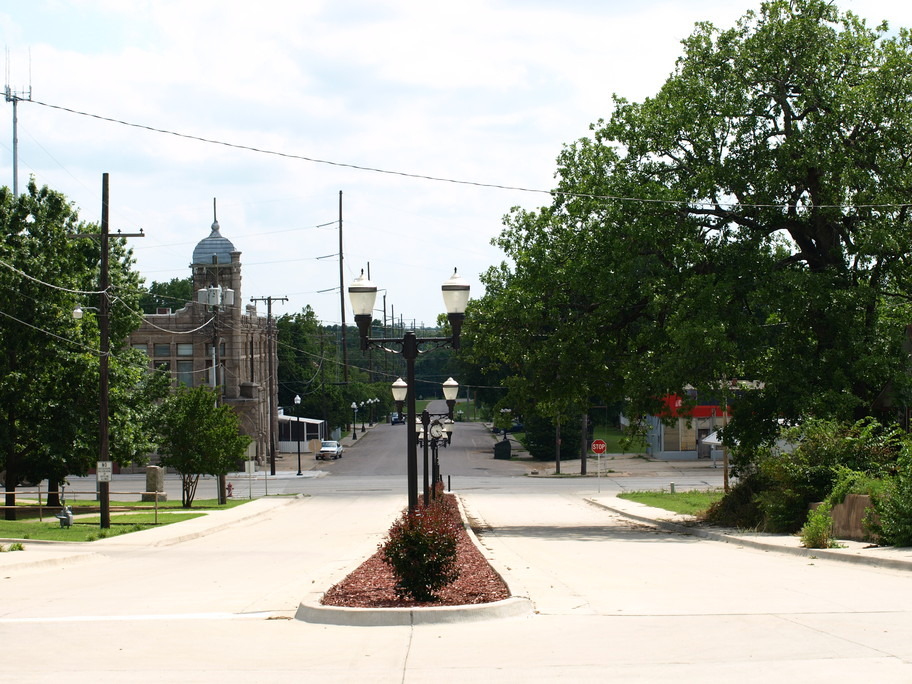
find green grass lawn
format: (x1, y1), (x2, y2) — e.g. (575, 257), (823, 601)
(510, 426), (647, 456)
(0, 512), (205, 542)
(592, 426), (647, 453)
(0, 497), (249, 542)
(618, 490), (723, 516)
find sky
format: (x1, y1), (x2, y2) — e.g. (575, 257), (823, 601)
(2, 0), (911, 327)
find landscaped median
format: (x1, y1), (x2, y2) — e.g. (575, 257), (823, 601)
(295, 493), (533, 626)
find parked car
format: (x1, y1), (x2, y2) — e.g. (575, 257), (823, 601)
(317, 440), (343, 460)
(390, 412), (406, 425)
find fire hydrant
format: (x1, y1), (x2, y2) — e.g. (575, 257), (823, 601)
(226, 482), (234, 498)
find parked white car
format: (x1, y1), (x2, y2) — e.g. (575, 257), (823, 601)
(317, 440), (343, 460)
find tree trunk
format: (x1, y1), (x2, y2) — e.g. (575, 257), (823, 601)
(555, 417), (561, 475)
(182, 474), (200, 508)
(580, 412), (588, 476)
(4, 463), (15, 521)
(47, 479), (61, 508)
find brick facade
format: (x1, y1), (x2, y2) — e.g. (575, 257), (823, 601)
(127, 213), (273, 464)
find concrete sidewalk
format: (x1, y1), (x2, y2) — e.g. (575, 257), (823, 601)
(4, 485), (909, 603)
(590, 494), (912, 572)
(4, 483), (912, 682)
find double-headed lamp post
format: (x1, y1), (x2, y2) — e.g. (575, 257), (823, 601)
(294, 394), (303, 476)
(349, 268), (469, 513)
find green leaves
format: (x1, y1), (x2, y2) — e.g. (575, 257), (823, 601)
(155, 385), (251, 482)
(471, 0), (912, 454)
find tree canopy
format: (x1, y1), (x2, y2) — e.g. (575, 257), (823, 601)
(469, 0), (912, 455)
(155, 384), (251, 507)
(0, 180), (165, 516)
(139, 276), (193, 314)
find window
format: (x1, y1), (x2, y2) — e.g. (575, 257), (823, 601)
(132, 343), (148, 355)
(177, 343), (194, 357)
(176, 360), (194, 386)
(154, 343), (171, 357)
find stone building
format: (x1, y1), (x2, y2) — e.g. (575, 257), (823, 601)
(127, 206), (273, 464)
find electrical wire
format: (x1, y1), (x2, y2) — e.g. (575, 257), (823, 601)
(30, 98), (909, 211)
(0, 256), (105, 295)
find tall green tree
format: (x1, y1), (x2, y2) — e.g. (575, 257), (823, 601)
(139, 276), (193, 314)
(155, 385), (251, 507)
(471, 0), (912, 460)
(0, 181), (160, 516)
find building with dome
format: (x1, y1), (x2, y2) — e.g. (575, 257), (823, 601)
(127, 202), (321, 468)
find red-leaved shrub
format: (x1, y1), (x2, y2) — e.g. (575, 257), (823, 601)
(380, 493), (461, 602)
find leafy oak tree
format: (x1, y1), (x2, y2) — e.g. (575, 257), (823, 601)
(470, 0), (912, 463)
(155, 384), (251, 507)
(0, 181), (163, 516)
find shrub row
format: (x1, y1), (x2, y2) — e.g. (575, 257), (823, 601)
(705, 418), (912, 547)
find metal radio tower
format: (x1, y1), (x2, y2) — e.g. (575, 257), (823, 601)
(5, 49), (32, 197)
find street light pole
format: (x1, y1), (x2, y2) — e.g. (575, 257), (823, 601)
(349, 269), (469, 513)
(294, 394), (302, 476)
(351, 402), (358, 441)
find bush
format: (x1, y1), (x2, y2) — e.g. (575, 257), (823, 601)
(800, 503), (835, 549)
(380, 494), (460, 602)
(873, 450), (912, 547)
(703, 472), (767, 529)
(752, 418), (901, 532)
(522, 412), (583, 461)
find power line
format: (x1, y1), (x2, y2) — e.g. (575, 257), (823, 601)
(31, 98), (911, 212)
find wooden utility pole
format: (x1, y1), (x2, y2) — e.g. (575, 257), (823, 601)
(338, 191), (349, 384)
(82, 173), (144, 528)
(250, 295), (287, 475)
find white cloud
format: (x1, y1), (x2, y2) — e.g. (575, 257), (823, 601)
(1, 0), (911, 326)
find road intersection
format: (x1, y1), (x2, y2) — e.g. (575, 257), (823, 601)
(2, 421), (911, 682)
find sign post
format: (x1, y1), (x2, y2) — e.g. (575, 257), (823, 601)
(590, 440), (607, 492)
(245, 460), (256, 499)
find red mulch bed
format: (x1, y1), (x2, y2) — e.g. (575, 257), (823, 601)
(321, 495), (511, 608)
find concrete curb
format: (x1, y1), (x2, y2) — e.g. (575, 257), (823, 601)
(295, 492), (534, 626)
(91, 495), (304, 548)
(586, 497), (912, 573)
(295, 596), (533, 626)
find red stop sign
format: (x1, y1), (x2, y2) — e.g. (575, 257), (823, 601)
(591, 439), (607, 454)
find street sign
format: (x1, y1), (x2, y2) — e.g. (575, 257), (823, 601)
(591, 439), (607, 455)
(96, 461), (113, 482)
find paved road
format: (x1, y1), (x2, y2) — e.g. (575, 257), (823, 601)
(3, 421), (910, 681)
(55, 419), (723, 502)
